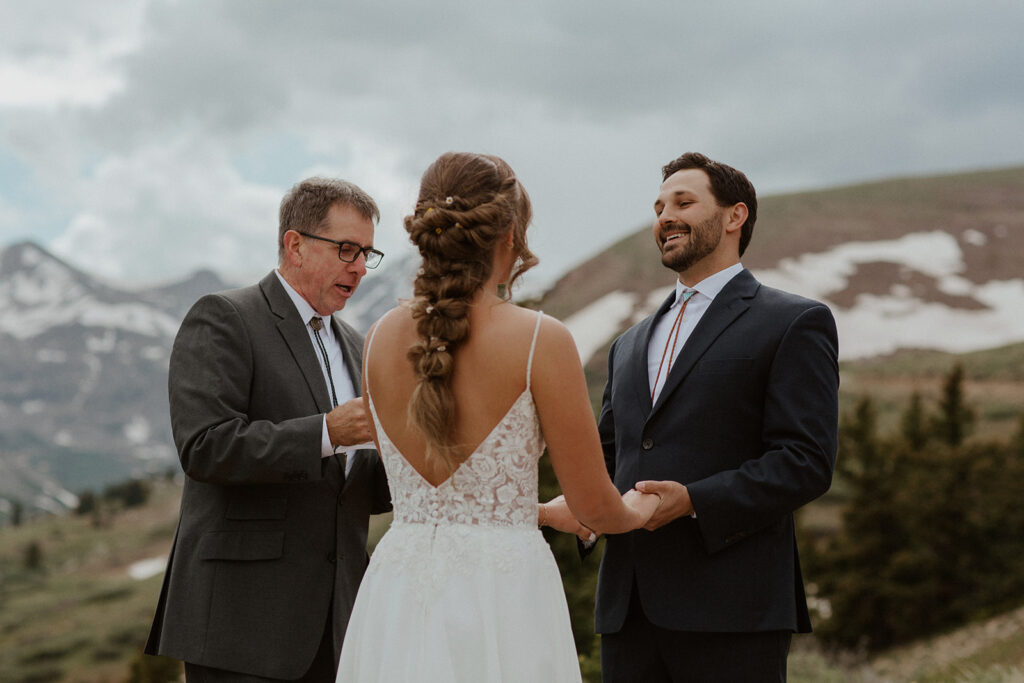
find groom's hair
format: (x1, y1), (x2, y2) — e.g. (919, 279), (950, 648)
(661, 152), (758, 256)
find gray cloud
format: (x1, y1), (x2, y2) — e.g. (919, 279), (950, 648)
(1, 0), (1022, 288)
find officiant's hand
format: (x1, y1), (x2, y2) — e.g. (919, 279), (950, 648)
(634, 480), (692, 531)
(327, 398), (372, 447)
(540, 496), (597, 542)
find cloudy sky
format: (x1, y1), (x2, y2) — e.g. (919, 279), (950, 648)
(1, 0), (1022, 294)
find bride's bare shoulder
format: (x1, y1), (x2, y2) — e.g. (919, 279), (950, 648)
(496, 307), (579, 369)
(365, 305), (417, 350)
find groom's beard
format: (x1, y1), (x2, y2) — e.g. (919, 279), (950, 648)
(658, 213), (723, 273)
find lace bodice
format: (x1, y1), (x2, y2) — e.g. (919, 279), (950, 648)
(365, 310), (546, 528)
(368, 390), (544, 527)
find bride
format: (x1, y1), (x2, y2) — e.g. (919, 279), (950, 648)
(336, 152), (659, 682)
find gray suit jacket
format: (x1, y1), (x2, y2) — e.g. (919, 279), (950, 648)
(595, 269), (838, 636)
(145, 271), (391, 679)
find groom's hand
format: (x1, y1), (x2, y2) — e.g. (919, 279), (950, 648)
(634, 480), (693, 531)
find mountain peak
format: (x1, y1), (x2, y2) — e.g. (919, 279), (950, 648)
(1, 240), (78, 278)
(0, 241), (178, 340)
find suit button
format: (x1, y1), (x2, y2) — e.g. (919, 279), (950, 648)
(642, 439), (653, 450)
(326, 551), (336, 564)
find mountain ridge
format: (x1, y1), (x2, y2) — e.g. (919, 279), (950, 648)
(545, 164), (1024, 362)
(0, 241), (413, 519)
(2, 164), (1022, 518)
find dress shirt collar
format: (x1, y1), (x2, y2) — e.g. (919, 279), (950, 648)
(671, 262), (744, 307)
(274, 270), (332, 337)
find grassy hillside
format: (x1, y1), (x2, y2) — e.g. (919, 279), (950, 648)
(541, 164), (1024, 320)
(2, 466), (1023, 681)
(0, 479), (391, 683)
(0, 479), (182, 683)
(840, 341), (1024, 441)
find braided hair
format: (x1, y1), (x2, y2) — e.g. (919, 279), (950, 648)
(403, 152), (537, 471)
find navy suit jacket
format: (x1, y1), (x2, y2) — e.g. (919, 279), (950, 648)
(594, 268), (838, 634)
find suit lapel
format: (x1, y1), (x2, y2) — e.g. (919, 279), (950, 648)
(260, 272), (333, 414)
(649, 269), (759, 418)
(630, 289), (678, 414)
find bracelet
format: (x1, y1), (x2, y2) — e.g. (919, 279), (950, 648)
(538, 503), (548, 528)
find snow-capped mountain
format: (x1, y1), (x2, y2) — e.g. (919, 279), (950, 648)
(0, 242), (411, 519)
(0, 243), (222, 517)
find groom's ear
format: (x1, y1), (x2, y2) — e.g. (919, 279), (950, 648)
(724, 203), (748, 234)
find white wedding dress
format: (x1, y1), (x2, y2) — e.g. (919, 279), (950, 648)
(336, 312), (582, 682)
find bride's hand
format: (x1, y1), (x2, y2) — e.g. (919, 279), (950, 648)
(622, 488), (662, 529)
(540, 496), (597, 542)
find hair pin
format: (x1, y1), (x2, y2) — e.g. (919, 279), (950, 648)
(445, 196), (454, 205)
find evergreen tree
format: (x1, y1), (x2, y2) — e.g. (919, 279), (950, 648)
(815, 396), (912, 649)
(103, 479), (151, 509)
(932, 363), (974, 447)
(24, 540), (44, 571)
(76, 490), (98, 516)
(1010, 412), (1024, 459)
(812, 375), (1024, 651)
(900, 391), (929, 450)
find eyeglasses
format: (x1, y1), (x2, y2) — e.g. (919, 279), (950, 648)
(297, 231), (384, 269)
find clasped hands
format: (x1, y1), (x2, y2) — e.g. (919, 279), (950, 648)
(541, 480), (693, 541)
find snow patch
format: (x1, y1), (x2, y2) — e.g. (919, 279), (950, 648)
(756, 231), (964, 300)
(563, 290), (639, 364)
(753, 231), (1024, 359)
(962, 229), (987, 246)
(129, 556), (167, 581)
(124, 416), (151, 445)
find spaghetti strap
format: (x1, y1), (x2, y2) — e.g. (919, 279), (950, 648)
(525, 310), (543, 390)
(363, 315), (385, 396)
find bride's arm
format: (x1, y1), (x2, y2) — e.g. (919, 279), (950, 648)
(531, 316), (659, 534)
(539, 496), (594, 541)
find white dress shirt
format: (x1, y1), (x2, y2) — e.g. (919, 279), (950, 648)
(647, 263), (744, 403)
(275, 270), (358, 469)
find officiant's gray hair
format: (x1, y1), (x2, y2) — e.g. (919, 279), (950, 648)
(277, 177), (380, 261)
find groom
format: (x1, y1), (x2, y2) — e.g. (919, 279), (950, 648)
(594, 153), (839, 681)
(146, 177), (392, 682)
